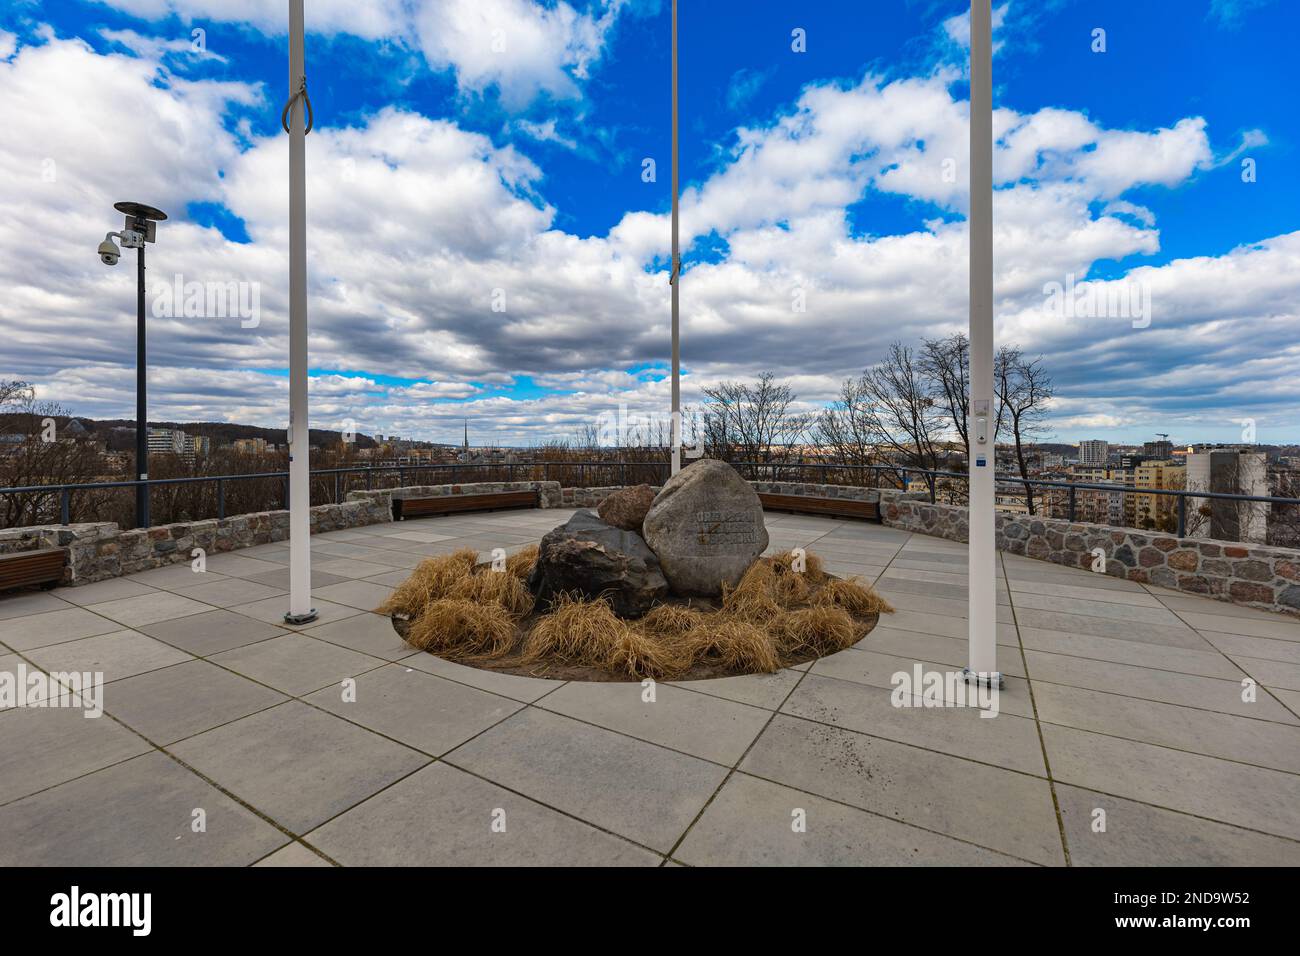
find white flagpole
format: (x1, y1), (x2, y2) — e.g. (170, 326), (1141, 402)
(669, 0), (681, 476)
(966, 0), (999, 687)
(285, 0), (316, 624)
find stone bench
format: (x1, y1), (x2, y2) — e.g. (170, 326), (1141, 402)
(757, 492), (880, 522)
(0, 547), (67, 592)
(392, 490), (539, 520)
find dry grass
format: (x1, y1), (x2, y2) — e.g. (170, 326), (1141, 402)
(521, 592), (629, 665)
(773, 606), (862, 657)
(406, 598), (516, 658)
(813, 576), (893, 616)
(680, 619), (782, 673)
(504, 544), (538, 580)
(375, 547), (479, 618)
(386, 545), (890, 680)
(445, 571), (535, 619)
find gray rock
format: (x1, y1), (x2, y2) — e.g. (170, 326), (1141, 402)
(528, 510), (668, 617)
(642, 459), (769, 597)
(597, 484), (655, 531)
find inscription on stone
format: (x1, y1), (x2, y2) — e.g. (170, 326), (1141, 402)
(692, 509), (758, 554)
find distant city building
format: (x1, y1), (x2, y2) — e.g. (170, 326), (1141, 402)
(148, 427), (188, 458)
(1078, 440), (1109, 465)
(232, 437), (269, 455)
(1186, 445), (1269, 544)
(1143, 439), (1174, 459)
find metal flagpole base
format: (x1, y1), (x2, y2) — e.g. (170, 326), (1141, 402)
(284, 609), (318, 625)
(962, 668), (1005, 690)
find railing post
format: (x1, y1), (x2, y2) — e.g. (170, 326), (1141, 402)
(927, 474), (936, 504)
(366, 467), (373, 491)
(1177, 495), (1187, 539)
(60, 489), (70, 525)
(1068, 485), (1076, 523)
(621, 461), (627, 487)
(283, 477), (289, 510)
(217, 479), (226, 520)
(334, 472), (340, 504)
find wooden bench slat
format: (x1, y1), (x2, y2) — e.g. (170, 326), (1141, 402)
(757, 492), (880, 522)
(0, 548), (66, 592)
(393, 490), (538, 520)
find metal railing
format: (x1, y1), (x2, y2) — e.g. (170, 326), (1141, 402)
(1, 459), (1297, 541)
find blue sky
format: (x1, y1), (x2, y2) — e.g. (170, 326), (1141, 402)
(0, 0), (1296, 447)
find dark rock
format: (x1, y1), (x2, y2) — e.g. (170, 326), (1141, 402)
(597, 484), (655, 531)
(527, 510), (667, 617)
(642, 459), (768, 597)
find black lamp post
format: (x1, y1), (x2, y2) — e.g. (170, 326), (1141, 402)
(100, 201), (167, 529)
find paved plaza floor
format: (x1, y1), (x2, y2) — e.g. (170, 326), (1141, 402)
(1, 508), (1296, 866)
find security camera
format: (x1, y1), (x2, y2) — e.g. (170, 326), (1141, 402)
(98, 234), (121, 266)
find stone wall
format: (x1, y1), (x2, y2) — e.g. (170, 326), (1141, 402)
(348, 480), (562, 511)
(0, 495), (391, 586)
(881, 498), (1300, 618)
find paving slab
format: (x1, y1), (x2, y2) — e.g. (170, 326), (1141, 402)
(669, 668), (803, 710)
(0, 606), (124, 651)
(171, 576), (286, 609)
(0, 751), (287, 866)
(1054, 783), (1300, 867)
(1040, 723), (1300, 841)
(448, 707), (728, 853)
(311, 579), (394, 611)
(139, 608), (287, 657)
(230, 596), (364, 629)
(538, 680), (773, 765)
(739, 714), (1063, 865)
(302, 611), (419, 661)
(24, 630), (193, 684)
(105, 659), (287, 745)
(307, 761), (659, 866)
(0, 705), (152, 805)
(170, 701), (429, 834)
(253, 842), (333, 867)
(84, 591), (212, 628)
(676, 772), (1028, 866)
(402, 652), (564, 703)
(305, 663), (522, 755)
(0, 591), (72, 620)
(208, 633), (385, 697)
(54, 579), (156, 608)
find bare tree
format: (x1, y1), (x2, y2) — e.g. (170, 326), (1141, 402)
(996, 345), (1054, 515)
(700, 372), (809, 464)
(844, 343), (946, 472)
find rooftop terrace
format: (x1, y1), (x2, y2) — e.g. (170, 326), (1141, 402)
(1, 508), (1296, 866)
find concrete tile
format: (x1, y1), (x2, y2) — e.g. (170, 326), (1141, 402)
(448, 707), (727, 852)
(1013, 607), (1207, 649)
(1023, 649), (1298, 723)
(881, 608), (1019, 643)
(363, 569), (413, 587)
(0, 590), (72, 620)
(53, 579), (156, 608)
(170, 701), (429, 834)
(670, 668), (803, 710)
(171, 576), (286, 609)
(302, 611), (418, 661)
(739, 714), (1064, 865)
(0, 607), (123, 651)
(139, 608), (287, 657)
(311, 579), (394, 611)
(1178, 611), (1300, 642)
(856, 628), (1027, 677)
(84, 591), (212, 628)
(1234, 656), (1300, 692)
(1009, 578), (1165, 607)
(253, 842), (333, 867)
(202, 553), (290, 579)
(105, 659), (287, 745)
(1041, 723), (1300, 840)
(312, 558), (396, 580)
(782, 673), (1044, 773)
(0, 705), (152, 804)
(0, 752), (286, 866)
(239, 567), (351, 591)
(25, 630), (192, 684)
(307, 761), (659, 866)
(1032, 681), (1300, 774)
(677, 772), (1028, 866)
(539, 681), (772, 765)
(305, 664), (521, 755)
(1011, 590), (1186, 626)
(1199, 630), (1300, 664)
(1269, 687), (1300, 715)
(126, 564), (229, 590)
(1055, 784), (1300, 867)
(1017, 626), (1245, 680)
(209, 633), (385, 697)
(230, 596), (364, 629)
(403, 652), (564, 703)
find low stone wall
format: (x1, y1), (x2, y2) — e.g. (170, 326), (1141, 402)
(0, 496), (391, 586)
(348, 480), (562, 511)
(881, 498), (1300, 617)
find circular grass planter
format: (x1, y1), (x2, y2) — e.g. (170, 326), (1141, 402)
(383, 546), (891, 683)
